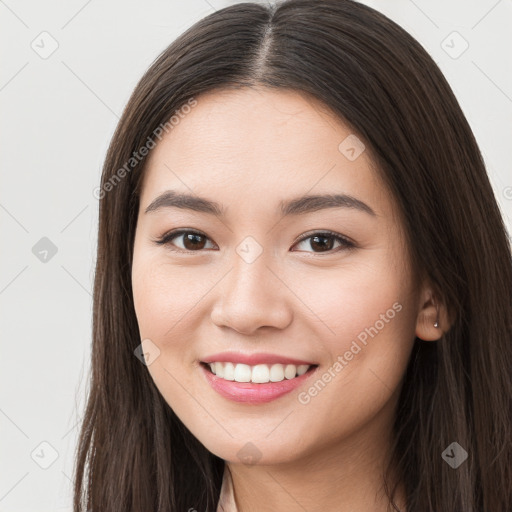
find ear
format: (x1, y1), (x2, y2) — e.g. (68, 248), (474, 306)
(415, 284), (449, 341)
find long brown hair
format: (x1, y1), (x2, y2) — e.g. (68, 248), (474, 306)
(73, 1), (512, 510)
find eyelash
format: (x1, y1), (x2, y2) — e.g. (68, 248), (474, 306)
(153, 229), (355, 254)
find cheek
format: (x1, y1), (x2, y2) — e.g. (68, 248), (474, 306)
(131, 253), (211, 343)
(131, 253), (207, 419)
(295, 258), (410, 354)
(291, 258), (416, 416)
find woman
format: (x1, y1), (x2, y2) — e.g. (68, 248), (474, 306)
(74, 1), (512, 510)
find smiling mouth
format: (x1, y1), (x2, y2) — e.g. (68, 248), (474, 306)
(201, 361), (318, 384)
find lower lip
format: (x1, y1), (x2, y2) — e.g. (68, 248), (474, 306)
(200, 363), (318, 404)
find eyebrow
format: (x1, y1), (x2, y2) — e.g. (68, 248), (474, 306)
(144, 190), (376, 217)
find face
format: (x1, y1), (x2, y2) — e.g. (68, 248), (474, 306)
(131, 87), (425, 466)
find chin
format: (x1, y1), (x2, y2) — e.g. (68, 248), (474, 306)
(201, 433), (308, 466)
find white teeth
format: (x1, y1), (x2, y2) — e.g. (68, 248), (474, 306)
(284, 364), (297, 380)
(269, 364), (284, 382)
(234, 363), (252, 382)
(297, 364), (309, 376)
(206, 362), (313, 383)
(252, 364), (270, 383)
(223, 362), (235, 381)
(215, 362), (225, 378)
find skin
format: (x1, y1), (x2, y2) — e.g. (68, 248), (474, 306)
(131, 87), (447, 512)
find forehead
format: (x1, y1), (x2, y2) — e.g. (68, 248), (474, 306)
(139, 86), (390, 218)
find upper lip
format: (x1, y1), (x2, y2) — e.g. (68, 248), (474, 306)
(201, 352), (317, 366)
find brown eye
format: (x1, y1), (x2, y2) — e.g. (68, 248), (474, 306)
(181, 232), (207, 250)
(292, 231), (354, 253)
(155, 230), (215, 252)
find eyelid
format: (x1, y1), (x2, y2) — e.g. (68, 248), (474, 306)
(153, 229), (216, 250)
(293, 229), (355, 248)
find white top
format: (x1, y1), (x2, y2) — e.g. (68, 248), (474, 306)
(216, 466), (237, 512)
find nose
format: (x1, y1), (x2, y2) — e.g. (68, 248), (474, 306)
(210, 253), (293, 335)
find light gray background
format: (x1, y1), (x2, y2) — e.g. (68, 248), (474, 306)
(1, 0), (511, 510)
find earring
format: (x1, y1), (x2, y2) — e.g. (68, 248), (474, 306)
(433, 304), (439, 328)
